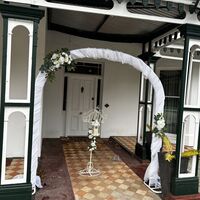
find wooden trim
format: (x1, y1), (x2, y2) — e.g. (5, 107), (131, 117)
(48, 22), (145, 43)
(0, 17), (8, 183)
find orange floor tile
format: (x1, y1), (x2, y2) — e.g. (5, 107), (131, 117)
(111, 136), (136, 154)
(5, 158), (24, 180)
(63, 139), (161, 200)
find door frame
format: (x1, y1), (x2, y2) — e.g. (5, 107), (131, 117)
(64, 63), (104, 137)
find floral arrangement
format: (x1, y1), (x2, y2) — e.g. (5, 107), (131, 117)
(150, 113), (166, 136)
(40, 48), (75, 81)
(88, 120), (100, 151)
(150, 113), (200, 162)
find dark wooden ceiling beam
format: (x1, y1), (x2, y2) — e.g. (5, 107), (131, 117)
(95, 15), (109, 32)
(48, 22), (179, 44)
(48, 22), (146, 43)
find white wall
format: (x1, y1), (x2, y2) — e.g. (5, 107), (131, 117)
(101, 61), (140, 137)
(42, 30), (141, 138)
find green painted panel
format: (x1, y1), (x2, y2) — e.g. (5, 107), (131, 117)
(0, 183), (32, 200)
(171, 177), (199, 195)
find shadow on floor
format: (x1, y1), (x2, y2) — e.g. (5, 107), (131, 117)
(34, 139), (75, 200)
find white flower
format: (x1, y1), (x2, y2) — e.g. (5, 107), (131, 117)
(51, 53), (58, 60)
(91, 141), (96, 147)
(67, 60), (71, 65)
(156, 118), (165, 130)
(88, 130), (92, 134)
(64, 55), (69, 63)
(88, 134), (93, 139)
(53, 60), (59, 65)
(58, 56), (65, 65)
(67, 55), (73, 64)
(55, 63), (60, 69)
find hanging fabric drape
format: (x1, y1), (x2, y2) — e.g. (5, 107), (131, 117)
(31, 72), (46, 193)
(31, 48), (165, 192)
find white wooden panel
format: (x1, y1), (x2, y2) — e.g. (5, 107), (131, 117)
(1, 107), (29, 185)
(137, 105), (145, 144)
(5, 18), (33, 103)
(179, 112), (200, 178)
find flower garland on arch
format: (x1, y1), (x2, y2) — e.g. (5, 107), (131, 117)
(40, 48), (75, 81)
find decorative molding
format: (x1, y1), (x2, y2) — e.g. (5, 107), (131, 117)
(0, 3), (44, 22)
(2, 0), (200, 25)
(151, 29), (182, 52)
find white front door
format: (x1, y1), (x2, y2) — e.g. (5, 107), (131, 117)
(66, 75), (97, 136)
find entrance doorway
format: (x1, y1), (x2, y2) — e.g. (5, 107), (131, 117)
(64, 61), (103, 136)
(65, 75), (98, 136)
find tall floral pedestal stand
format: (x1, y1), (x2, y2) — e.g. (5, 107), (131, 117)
(79, 108), (104, 177)
(79, 146), (100, 177)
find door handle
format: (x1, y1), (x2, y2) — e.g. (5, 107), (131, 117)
(79, 112), (83, 115)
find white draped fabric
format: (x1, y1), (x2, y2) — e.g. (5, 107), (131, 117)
(31, 71), (46, 192)
(31, 48), (165, 191)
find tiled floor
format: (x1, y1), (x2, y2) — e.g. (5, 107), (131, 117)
(111, 136), (136, 154)
(63, 138), (161, 200)
(5, 158), (24, 180)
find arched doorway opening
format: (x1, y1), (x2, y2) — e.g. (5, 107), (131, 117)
(32, 48), (165, 193)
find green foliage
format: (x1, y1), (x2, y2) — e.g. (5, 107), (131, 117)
(40, 48), (75, 82)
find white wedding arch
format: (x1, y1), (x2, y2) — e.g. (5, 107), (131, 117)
(31, 48), (165, 192)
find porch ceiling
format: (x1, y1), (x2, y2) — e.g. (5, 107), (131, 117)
(48, 8), (177, 43)
(46, 0), (195, 43)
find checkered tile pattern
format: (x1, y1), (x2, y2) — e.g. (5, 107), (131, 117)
(5, 158), (24, 180)
(63, 139), (161, 200)
(111, 136), (136, 153)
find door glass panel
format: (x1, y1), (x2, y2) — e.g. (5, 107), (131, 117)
(5, 112), (26, 183)
(66, 62), (102, 75)
(9, 26), (29, 100)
